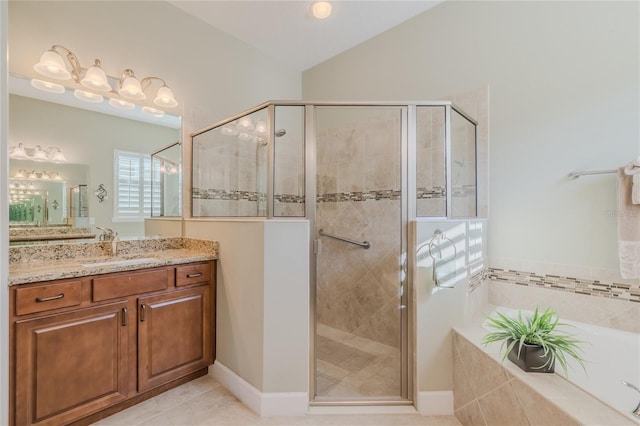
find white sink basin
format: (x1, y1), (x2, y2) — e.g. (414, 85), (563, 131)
(82, 257), (161, 268)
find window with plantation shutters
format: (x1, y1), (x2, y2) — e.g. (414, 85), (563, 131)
(113, 150), (161, 222)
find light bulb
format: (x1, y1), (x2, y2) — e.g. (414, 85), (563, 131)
(49, 148), (66, 163)
(74, 89), (104, 103)
(34, 49), (71, 80)
(28, 171), (38, 179)
(221, 126), (238, 136)
(237, 117), (253, 130)
(9, 143), (27, 159)
(254, 120), (267, 135)
(154, 85), (178, 108)
(141, 106), (164, 117)
(238, 132), (253, 141)
(311, 1), (332, 19)
(32, 146), (48, 161)
(31, 79), (65, 94)
(81, 61), (112, 92)
(109, 98), (135, 110)
(119, 75), (145, 100)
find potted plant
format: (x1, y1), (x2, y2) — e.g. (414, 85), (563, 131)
(482, 307), (585, 375)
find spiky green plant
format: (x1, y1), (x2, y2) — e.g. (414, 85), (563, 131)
(482, 307), (585, 375)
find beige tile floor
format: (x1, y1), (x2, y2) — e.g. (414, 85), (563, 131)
(93, 375), (461, 426)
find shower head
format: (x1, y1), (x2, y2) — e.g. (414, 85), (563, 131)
(275, 129), (286, 137)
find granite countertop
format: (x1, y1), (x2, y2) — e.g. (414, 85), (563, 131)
(8, 237), (218, 286)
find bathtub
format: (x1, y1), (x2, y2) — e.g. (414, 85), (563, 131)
(488, 307), (640, 424)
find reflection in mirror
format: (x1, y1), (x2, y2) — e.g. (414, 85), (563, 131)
(9, 75), (181, 240)
(151, 142), (182, 217)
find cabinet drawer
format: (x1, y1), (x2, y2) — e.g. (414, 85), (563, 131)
(176, 263), (211, 287)
(93, 269), (169, 302)
(15, 280), (82, 316)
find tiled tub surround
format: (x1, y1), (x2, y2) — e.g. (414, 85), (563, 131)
(8, 237), (218, 285)
(452, 328), (635, 426)
(488, 270), (640, 334)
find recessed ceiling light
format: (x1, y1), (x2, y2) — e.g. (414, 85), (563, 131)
(311, 1), (332, 19)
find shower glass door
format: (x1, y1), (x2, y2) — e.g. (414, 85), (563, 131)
(312, 105), (407, 402)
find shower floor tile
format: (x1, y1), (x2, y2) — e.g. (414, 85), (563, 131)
(315, 325), (401, 398)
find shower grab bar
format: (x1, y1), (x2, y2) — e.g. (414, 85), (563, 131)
(319, 229), (370, 249)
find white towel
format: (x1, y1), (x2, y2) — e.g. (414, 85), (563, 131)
(624, 158), (640, 204)
(617, 168), (640, 279)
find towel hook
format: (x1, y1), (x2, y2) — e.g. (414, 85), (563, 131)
(428, 229), (457, 261)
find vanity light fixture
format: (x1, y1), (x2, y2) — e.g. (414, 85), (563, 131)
(9, 143), (67, 163)
(32, 44), (179, 111)
(311, 1), (332, 19)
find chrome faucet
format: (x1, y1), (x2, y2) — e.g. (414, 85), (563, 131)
(96, 226), (120, 256)
(622, 380), (640, 418)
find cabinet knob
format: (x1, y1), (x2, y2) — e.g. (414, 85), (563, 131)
(122, 307), (128, 326)
(186, 273), (203, 278)
(140, 304), (146, 322)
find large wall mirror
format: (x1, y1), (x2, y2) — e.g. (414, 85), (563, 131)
(8, 75), (182, 242)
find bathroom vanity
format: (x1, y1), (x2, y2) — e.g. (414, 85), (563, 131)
(8, 238), (217, 426)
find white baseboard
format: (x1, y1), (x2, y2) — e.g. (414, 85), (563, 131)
(416, 391), (454, 416)
(210, 362), (308, 416)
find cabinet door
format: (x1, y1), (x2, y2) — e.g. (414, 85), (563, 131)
(138, 286), (212, 392)
(15, 301), (129, 426)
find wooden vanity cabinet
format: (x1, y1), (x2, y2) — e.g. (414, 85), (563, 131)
(14, 301), (129, 426)
(138, 285), (212, 392)
(9, 260), (216, 426)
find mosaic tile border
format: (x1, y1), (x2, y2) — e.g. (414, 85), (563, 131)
(489, 267), (640, 303)
(468, 269), (488, 294)
(452, 185), (476, 197)
(317, 190), (401, 202)
(274, 194), (305, 204)
(417, 187), (445, 199)
(192, 188), (262, 202)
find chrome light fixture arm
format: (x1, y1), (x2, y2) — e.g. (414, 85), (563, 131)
(50, 44), (82, 82)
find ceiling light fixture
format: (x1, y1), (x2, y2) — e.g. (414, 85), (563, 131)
(311, 1), (332, 19)
(32, 44), (179, 111)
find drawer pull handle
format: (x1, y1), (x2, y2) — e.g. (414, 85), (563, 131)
(140, 304), (146, 322)
(35, 293), (64, 303)
(186, 273), (203, 278)
(122, 307), (128, 326)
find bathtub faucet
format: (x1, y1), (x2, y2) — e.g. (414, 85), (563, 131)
(622, 381), (640, 418)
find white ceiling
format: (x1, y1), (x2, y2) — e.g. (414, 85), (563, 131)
(168, 1), (443, 71)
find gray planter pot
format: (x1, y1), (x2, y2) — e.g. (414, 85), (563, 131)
(507, 339), (555, 373)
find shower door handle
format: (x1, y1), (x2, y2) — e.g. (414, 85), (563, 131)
(313, 239), (321, 255)
(319, 229), (370, 249)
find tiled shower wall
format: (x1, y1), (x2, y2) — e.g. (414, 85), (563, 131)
(315, 110), (402, 348)
(192, 129), (266, 217)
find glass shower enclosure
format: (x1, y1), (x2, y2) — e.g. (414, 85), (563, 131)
(191, 101), (477, 405)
